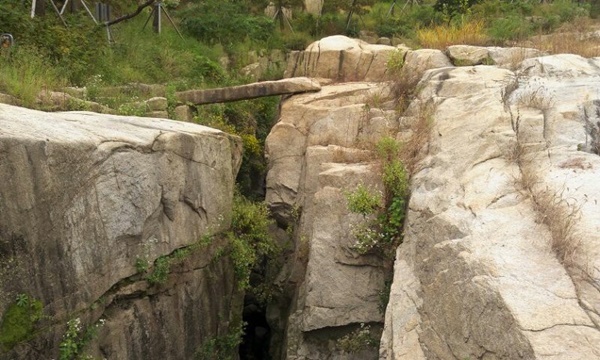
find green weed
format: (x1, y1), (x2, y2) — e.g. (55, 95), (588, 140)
(0, 294), (43, 351)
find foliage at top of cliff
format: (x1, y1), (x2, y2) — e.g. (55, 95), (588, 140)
(1, 0), (596, 92)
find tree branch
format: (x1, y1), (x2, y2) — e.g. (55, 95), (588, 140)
(104, 0), (155, 27)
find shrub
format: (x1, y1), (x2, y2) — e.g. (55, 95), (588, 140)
(195, 319), (245, 360)
(179, 1), (275, 46)
(146, 255), (172, 285)
(487, 15), (532, 42)
(282, 32), (312, 51)
(59, 317), (105, 360)
(377, 137), (409, 202)
(386, 50), (405, 77)
(336, 323), (378, 353)
(346, 137), (409, 257)
(314, 13), (347, 37)
(346, 184), (382, 216)
(228, 192), (277, 290)
(434, 0), (481, 18)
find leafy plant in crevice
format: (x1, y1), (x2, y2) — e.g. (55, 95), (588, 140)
(165, 84), (178, 119)
(195, 318), (246, 360)
(336, 323), (379, 354)
(346, 137), (409, 258)
(386, 49), (406, 77)
(58, 317), (106, 360)
(0, 293), (43, 351)
(146, 255), (172, 285)
(195, 96), (279, 199)
(378, 279), (392, 314)
(135, 247), (192, 286)
(227, 192), (278, 291)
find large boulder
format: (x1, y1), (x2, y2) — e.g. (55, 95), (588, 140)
(402, 49), (453, 79)
(265, 82), (399, 359)
(285, 35), (401, 82)
(380, 56), (600, 359)
(446, 45), (542, 67)
(0, 105), (243, 359)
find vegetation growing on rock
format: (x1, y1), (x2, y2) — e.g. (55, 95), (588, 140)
(346, 137), (409, 257)
(0, 294), (43, 351)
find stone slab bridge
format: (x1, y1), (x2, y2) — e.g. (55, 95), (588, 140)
(175, 77), (321, 105)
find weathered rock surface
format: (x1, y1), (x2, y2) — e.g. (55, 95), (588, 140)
(0, 105), (243, 359)
(446, 45), (542, 67)
(446, 44), (491, 65)
(36, 90), (113, 113)
(176, 77), (321, 105)
(173, 104), (194, 122)
(380, 55), (600, 359)
(402, 49), (453, 77)
(144, 96), (168, 111)
(284, 35), (401, 82)
(272, 37), (600, 359)
(265, 82), (399, 359)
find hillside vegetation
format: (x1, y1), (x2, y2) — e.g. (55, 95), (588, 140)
(0, 0), (596, 103)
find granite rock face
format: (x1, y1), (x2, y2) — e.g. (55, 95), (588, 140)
(380, 55), (600, 359)
(265, 82), (400, 359)
(0, 105), (243, 359)
(446, 44), (542, 67)
(272, 37), (600, 359)
(284, 35), (401, 82)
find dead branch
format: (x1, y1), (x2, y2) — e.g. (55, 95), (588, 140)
(104, 0), (155, 27)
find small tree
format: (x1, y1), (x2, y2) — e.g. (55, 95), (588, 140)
(434, 0), (480, 20)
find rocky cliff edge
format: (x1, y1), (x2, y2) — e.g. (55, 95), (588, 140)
(0, 105), (242, 359)
(267, 36), (600, 359)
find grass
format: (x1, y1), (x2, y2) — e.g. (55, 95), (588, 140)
(417, 18), (488, 49)
(0, 46), (66, 108)
(527, 176), (581, 267)
(399, 103), (434, 174)
(502, 70), (581, 268)
(515, 86), (555, 112)
(509, 123), (581, 268)
(527, 32), (600, 58)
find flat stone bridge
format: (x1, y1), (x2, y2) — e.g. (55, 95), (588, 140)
(176, 77), (321, 105)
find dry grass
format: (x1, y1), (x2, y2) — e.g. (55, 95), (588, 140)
(389, 68), (422, 114)
(507, 78), (581, 267)
(417, 19), (488, 49)
(531, 32), (600, 58)
(331, 145), (374, 164)
(531, 187), (581, 267)
(504, 48), (533, 71)
(514, 143), (581, 268)
(515, 86), (555, 111)
(513, 16), (600, 58)
(558, 157), (592, 170)
(399, 103), (434, 174)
